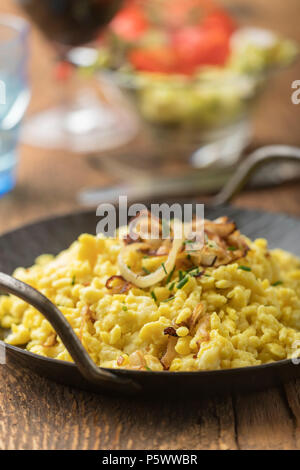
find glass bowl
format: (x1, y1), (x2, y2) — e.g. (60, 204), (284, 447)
(97, 27), (297, 169)
(107, 68), (262, 167)
(89, 0), (298, 171)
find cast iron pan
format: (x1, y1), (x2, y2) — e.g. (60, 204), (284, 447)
(1, 146), (300, 396)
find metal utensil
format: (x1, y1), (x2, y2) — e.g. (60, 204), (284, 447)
(0, 272), (140, 394)
(78, 145), (300, 206)
(213, 145), (300, 205)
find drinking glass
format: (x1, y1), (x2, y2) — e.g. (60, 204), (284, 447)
(16, 0), (137, 153)
(0, 14), (30, 196)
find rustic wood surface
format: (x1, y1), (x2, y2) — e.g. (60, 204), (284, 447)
(0, 0), (300, 450)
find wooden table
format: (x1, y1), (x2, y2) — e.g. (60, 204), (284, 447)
(0, 0), (300, 450)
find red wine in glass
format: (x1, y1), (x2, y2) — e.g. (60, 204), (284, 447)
(15, 0), (138, 154)
(17, 0), (123, 46)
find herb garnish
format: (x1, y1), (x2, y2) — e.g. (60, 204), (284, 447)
(151, 291), (157, 302)
(166, 266), (175, 284)
(161, 262), (167, 275)
(177, 276), (189, 289)
(190, 268), (203, 278)
(238, 266), (251, 272)
(186, 266), (198, 273)
(272, 281), (283, 286)
(161, 296), (175, 303)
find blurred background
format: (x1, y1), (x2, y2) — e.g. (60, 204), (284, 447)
(0, 0), (300, 230)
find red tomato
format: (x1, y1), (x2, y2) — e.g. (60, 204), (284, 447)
(54, 61), (74, 82)
(163, 0), (212, 27)
(129, 47), (177, 74)
(172, 26), (230, 74)
(202, 10), (237, 37)
(110, 2), (148, 41)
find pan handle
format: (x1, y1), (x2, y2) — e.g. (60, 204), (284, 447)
(213, 145), (300, 206)
(0, 272), (141, 394)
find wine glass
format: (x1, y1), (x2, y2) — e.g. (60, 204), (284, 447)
(16, 0), (138, 152)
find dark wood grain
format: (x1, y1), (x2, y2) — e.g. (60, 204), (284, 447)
(1, 358), (299, 450)
(0, 0), (300, 450)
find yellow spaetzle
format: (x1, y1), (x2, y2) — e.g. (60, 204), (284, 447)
(0, 230), (300, 372)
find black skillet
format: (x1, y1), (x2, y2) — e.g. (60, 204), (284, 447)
(1, 145), (300, 397)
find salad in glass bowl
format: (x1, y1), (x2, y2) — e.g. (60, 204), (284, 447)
(92, 0), (298, 167)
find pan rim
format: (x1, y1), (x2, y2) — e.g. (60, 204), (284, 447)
(0, 205), (299, 378)
(1, 339), (296, 376)
(1, 203), (300, 241)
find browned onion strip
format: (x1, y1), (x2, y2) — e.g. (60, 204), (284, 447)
(164, 326), (178, 337)
(204, 219), (236, 238)
(190, 250), (217, 268)
(195, 315), (210, 350)
(161, 336), (178, 370)
(187, 303), (205, 334)
(128, 209), (163, 242)
(117, 355), (125, 366)
(127, 350), (147, 370)
(42, 333), (57, 348)
(123, 233), (142, 245)
(118, 238), (183, 288)
(105, 275), (132, 294)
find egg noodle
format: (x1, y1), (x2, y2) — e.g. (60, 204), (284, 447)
(0, 216), (300, 371)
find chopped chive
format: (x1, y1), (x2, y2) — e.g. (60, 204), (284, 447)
(227, 246), (237, 251)
(190, 269), (202, 278)
(161, 296), (175, 303)
(272, 281), (283, 286)
(177, 276), (189, 289)
(142, 267), (151, 275)
(186, 254), (191, 261)
(184, 240), (194, 245)
(179, 270), (184, 281)
(204, 274), (211, 277)
(238, 266), (251, 272)
(186, 266), (198, 273)
(151, 291), (157, 302)
(143, 255), (149, 259)
(127, 265), (131, 269)
(161, 262), (167, 275)
(71, 275), (76, 286)
(145, 366), (152, 371)
(168, 281), (175, 291)
(122, 306), (128, 311)
(166, 266), (175, 284)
